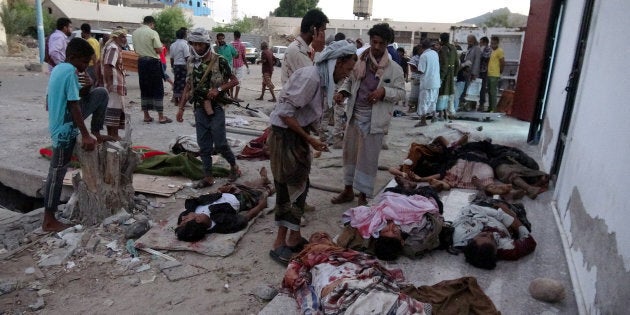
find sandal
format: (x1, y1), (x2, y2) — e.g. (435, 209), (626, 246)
(159, 117), (173, 124)
(143, 117), (154, 123)
(269, 246), (294, 266)
(331, 192), (354, 204)
(228, 166), (241, 182)
(192, 178), (215, 189)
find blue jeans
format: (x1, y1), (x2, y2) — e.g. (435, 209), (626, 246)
(194, 106), (236, 177)
(44, 88), (108, 213)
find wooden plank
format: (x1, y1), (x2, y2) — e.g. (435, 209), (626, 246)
(63, 170), (189, 197)
(121, 50), (138, 72)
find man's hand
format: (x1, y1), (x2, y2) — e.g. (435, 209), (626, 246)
(308, 136), (329, 152)
(81, 134), (97, 151)
(367, 87), (385, 105)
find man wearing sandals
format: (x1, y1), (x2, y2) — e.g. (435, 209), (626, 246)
(268, 40), (358, 265)
(175, 28), (241, 187)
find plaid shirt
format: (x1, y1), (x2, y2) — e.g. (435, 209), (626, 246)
(101, 41), (126, 95)
(231, 39), (246, 69)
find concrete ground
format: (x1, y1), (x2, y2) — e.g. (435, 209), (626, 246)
(0, 56), (578, 314)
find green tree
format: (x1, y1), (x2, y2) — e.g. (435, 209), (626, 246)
(153, 7), (192, 45)
(212, 16), (254, 33)
(483, 12), (511, 27)
(0, 0), (55, 39)
(273, 0), (319, 17)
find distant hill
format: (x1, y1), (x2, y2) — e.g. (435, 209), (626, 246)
(459, 7), (528, 27)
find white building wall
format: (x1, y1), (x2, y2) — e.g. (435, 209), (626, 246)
(541, 0), (630, 313)
(0, 0), (7, 55)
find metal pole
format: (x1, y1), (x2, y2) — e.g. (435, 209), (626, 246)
(35, 0), (45, 63)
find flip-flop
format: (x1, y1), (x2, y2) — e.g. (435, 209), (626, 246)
(269, 246), (293, 266)
(159, 117), (173, 124)
(192, 179), (215, 189)
(143, 117), (154, 123)
(228, 167), (242, 182)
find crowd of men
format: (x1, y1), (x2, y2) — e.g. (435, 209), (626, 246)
(41, 12), (523, 313)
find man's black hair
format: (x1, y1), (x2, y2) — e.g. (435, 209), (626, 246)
(396, 47), (405, 53)
(216, 32), (225, 38)
(56, 17), (71, 30)
(374, 236), (403, 261)
(300, 9), (329, 34)
(80, 23), (91, 33)
(368, 23), (394, 44)
(480, 36), (489, 44)
(66, 37), (94, 59)
(233, 30), (241, 38)
(175, 220), (207, 242)
(176, 28), (186, 39)
(440, 32), (450, 44)
(143, 16), (156, 24)
(464, 240), (497, 270)
(334, 32), (346, 41)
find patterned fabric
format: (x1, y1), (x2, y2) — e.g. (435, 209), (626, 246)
(187, 53), (232, 108)
(101, 41), (126, 96)
(105, 94), (125, 128)
(442, 159), (494, 190)
(231, 39), (246, 69)
(262, 73), (275, 90)
(287, 244), (429, 315)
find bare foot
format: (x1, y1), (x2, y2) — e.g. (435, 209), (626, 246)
(484, 183), (513, 196)
(42, 212), (72, 232)
(428, 178), (451, 191)
(501, 189), (526, 201)
(394, 175), (416, 191)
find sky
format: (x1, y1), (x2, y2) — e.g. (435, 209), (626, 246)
(210, 0), (530, 24)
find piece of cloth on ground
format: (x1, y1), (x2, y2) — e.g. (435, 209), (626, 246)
(135, 152), (229, 180)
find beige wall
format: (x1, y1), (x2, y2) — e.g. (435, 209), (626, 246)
(0, 0), (7, 55)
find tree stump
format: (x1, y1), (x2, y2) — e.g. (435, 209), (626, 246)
(70, 136), (139, 226)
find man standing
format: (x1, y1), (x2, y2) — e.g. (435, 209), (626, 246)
(412, 40), (440, 126)
(214, 33), (238, 70)
(268, 41), (357, 265)
(280, 9), (328, 85)
(330, 23), (406, 206)
(101, 28), (128, 140)
(459, 35), (481, 111)
(438, 33), (459, 119)
(478, 36), (492, 111)
(46, 18), (72, 71)
(132, 16), (171, 124)
(80, 23), (100, 83)
(42, 38), (111, 232)
(170, 28), (190, 105)
(230, 30), (249, 102)
(255, 42), (276, 102)
(175, 28), (241, 188)
(487, 36), (505, 113)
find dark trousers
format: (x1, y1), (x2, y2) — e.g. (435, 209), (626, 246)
(44, 88), (108, 213)
(193, 106), (236, 177)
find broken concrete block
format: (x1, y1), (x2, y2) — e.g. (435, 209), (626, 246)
(158, 260), (182, 271)
(0, 280), (18, 296)
(252, 284), (278, 301)
(29, 297), (45, 311)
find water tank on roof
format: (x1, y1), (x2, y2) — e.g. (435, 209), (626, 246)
(353, 0), (372, 18)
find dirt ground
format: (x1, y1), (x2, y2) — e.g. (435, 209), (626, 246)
(0, 50), (575, 315)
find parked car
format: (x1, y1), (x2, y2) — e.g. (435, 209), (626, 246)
(271, 45), (287, 61)
(237, 41), (258, 64)
(70, 29), (134, 51)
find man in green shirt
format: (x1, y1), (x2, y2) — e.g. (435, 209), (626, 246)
(214, 32), (238, 70)
(132, 16), (172, 124)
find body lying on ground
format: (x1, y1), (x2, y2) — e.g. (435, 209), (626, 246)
(390, 135), (549, 200)
(452, 197), (536, 269)
(174, 168), (274, 241)
(337, 187), (445, 260)
(282, 231), (500, 314)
